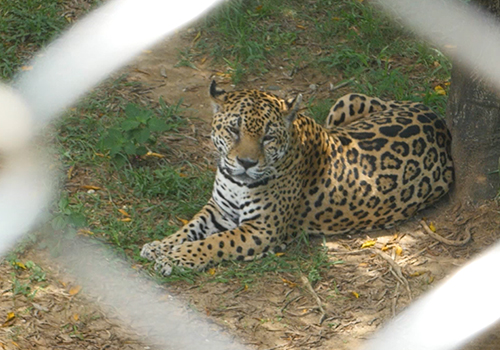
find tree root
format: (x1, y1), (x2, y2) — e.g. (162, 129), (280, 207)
(420, 220), (472, 246)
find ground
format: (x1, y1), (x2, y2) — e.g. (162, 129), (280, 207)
(2, 17), (500, 350)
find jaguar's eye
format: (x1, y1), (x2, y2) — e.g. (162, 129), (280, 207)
(262, 135), (275, 143)
(228, 126), (240, 137)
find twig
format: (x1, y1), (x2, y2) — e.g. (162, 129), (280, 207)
(371, 249), (412, 300)
(281, 295), (303, 313)
(420, 220), (472, 246)
(300, 275), (327, 325)
(392, 282), (400, 317)
(329, 78), (355, 92)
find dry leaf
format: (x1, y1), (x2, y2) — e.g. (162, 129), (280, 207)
(94, 152), (110, 159)
(176, 217), (189, 226)
(192, 31), (202, 44)
(178, 173), (188, 178)
(118, 209), (130, 217)
(361, 239), (376, 248)
(332, 17), (342, 21)
(207, 268), (216, 275)
(410, 271), (425, 277)
(14, 262), (26, 270)
(73, 314), (79, 321)
(351, 291), (359, 298)
(142, 50), (152, 54)
(444, 44), (457, 49)
(428, 275), (435, 284)
(358, 262), (368, 267)
(255, 5), (263, 11)
(69, 285), (82, 296)
(275, 252), (285, 257)
(395, 245), (403, 256)
(67, 165), (75, 180)
(2, 312), (15, 327)
(428, 222), (437, 232)
(296, 24), (306, 30)
(21, 66), (33, 71)
(81, 185), (102, 191)
(281, 278), (297, 288)
(118, 218), (132, 222)
(144, 151), (165, 158)
(77, 229), (94, 236)
(434, 86), (446, 96)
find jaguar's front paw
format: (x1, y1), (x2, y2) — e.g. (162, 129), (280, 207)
(154, 255), (174, 276)
(140, 240), (161, 261)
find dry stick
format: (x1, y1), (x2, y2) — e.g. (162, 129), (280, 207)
(420, 220), (472, 246)
(300, 275), (327, 325)
(371, 249), (412, 301)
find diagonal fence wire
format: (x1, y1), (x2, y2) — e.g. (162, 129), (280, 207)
(0, 0), (500, 349)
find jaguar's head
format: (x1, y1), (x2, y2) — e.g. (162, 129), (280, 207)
(209, 81), (301, 184)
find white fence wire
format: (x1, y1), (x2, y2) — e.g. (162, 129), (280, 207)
(1, 0), (499, 349)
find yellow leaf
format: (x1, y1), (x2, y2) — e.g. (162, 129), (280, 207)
(118, 218), (132, 222)
(351, 291), (359, 298)
(73, 314), (79, 321)
(381, 245), (390, 251)
(142, 50), (152, 54)
(395, 245), (403, 256)
(21, 66), (33, 71)
(255, 5), (263, 11)
(275, 252), (285, 257)
(434, 86), (446, 96)
(410, 271), (425, 277)
(118, 209), (130, 217)
(178, 173), (188, 178)
(69, 285), (82, 296)
(176, 216), (189, 226)
(428, 222), (437, 232)
(361, 240), (376, 248)
(94, 152), (110, 159)
(77, 229), (94, 236)
(296, 24), (307, 30)
(192, 31), (202, 44)
(207, 268), (216, 275)
(81, 185), (102, 191)
(244, 284), (249, 291)
(2, 312), (15, 327)
(444, 44), (457, 49)
(281, 278), (297, 288)
(144, 151), (165, 158)
(67, 165), (75, 180)
(10, 341), (19, 348)
(14, 262), (26, 270)
(428, 275), (435, 284)
(332, 17), (342, 21)
(200, 57), (207, 64)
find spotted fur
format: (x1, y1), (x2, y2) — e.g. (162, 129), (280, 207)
(141, 82), (454, 275)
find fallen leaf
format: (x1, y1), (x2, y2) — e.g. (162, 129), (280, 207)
(275, 252), (285, 257)
(142, 50), (152, 54)
(192, 31), (202, 44)
(69, 285), (82, 296)
(67, 165), (75, 180)
(332, 17), (342, 21)
(281, 278), (297, 288)
(207, 268), (216, 275)
(94, 152), (110, 159)
(176, 217), (189, 226)
(296, 24), (307, 30)
(358, 262), (368, 267)
(77, 229), (94, 236)
(351, 291), (359, 298)
(428, 222), (437, 232)
(178, 173), (188, 178)
(255, 5), (263, 11)
(14, 262), (26, 270)
(434, 86), (446, 95)
(361, 239), (376, 248)
(10, 341), (19, 348)
(200, 57), (207, 64)
(118, 218), (132, 222)
(21, 66), (33, 71)
(395, 245), (403, 256)
(118, 209), (130, 217)
(144, 151), (165, 158)
(2, 312), (15, 327)
(410, 271), (425, 277)
(81, 185), (102, 191)
(428, 275), (435, 284)
(444, 44), (457, 49)
(73, 314), (79, 321)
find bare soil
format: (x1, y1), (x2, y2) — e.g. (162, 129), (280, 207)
(2, 30), (500, 350)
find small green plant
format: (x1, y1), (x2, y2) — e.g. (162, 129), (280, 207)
(99, 100), (181, 166)
(50, 195), (87, 235)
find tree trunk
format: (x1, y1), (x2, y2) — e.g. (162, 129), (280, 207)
(445, 0), (500, 202)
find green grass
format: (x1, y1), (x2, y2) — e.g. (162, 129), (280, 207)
(5, 0), (452, 288)
(196, 0), (450, 113)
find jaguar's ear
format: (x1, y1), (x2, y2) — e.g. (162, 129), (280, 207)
(284, 94), (302, 126)
(209, 80), (226, 113)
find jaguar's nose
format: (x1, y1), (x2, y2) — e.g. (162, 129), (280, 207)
(236, 157), (258, 170)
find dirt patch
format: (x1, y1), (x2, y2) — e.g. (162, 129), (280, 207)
(2, 29), (500, 350)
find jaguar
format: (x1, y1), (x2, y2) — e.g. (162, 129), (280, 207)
(141, 81), (454, 275)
